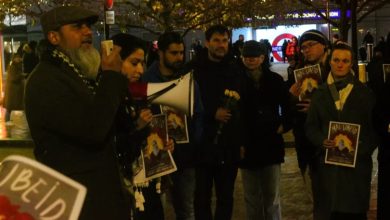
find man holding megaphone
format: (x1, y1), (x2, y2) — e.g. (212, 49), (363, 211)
(142, 32), (204, 220)
(24, 6), (131, 219)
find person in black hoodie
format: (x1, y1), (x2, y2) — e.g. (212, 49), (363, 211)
(239, 40), (292, 220)
(190, 24), (244, 220)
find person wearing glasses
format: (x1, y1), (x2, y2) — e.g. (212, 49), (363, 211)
(287, 30), (331, 220)
(305, 42), (377, 220)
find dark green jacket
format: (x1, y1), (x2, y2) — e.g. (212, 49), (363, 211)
(305, 77), (377, 213)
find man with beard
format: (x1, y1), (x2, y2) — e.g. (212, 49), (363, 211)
(24, 6), (130, 219)
(190, 25), (244, 220)
(142, 31), (203, 220)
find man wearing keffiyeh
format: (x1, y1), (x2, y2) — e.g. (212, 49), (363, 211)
(24, 6), (131, 220)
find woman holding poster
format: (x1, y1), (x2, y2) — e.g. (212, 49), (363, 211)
(112, 33), (174, 220)
(305, 42), (377, 220)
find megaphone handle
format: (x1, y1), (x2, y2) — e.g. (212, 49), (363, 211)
(147, 83), (177, 102)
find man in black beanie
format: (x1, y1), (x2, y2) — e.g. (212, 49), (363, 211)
(287, 29), (331, 220)
(298, 30), (329, 72)
(25, 6), (131, 219)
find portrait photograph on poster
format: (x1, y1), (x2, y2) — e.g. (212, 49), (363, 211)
(160, 105), (189, 144)
(142, 114), (177, 180)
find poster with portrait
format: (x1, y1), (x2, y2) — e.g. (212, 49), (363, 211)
(142, 114), (177, 180)
(325, 121), (360, 168)
(0, 155), (86, 220)
(294, 64), (322, 101)
(383, 64), (390, 83)
(160, 105), (189, 144)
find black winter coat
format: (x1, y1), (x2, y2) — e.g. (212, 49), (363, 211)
(240, 68), (292, 169)
(190, 49), (244, 165)
(25, 50), (130, 220)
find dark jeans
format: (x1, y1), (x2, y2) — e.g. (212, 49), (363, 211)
(194, 163), (238, 220)
(377, 161), (390, 220)
(171, 168), (196, 220)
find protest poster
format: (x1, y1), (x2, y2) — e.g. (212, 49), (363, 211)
(325, 121), (360, 168)
(0, 155), (86, 220)
(294, 64), (322, 101)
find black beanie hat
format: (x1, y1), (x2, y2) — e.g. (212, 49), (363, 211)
(242, 40), (267, 57)
(299, 30), (328, 47)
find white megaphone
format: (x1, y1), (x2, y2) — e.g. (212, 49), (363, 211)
(129, 72), (194, 116)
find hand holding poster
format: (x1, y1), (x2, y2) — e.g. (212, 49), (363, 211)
(132, 114), (177, 184)
(143, 114), (177, 180)
(0, 155), (86, 220)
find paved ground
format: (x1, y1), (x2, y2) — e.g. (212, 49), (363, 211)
(162, 148), (378, 220)
(165, 62), (378, 219)
(0, 63), (378, 219)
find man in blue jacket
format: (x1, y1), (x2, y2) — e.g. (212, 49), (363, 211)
(142, 31), (203, 220)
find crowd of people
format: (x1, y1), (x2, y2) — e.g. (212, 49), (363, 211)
(2, 40), (40, 138)
(3, 41), (39, 119)
(3, 4), (389, 220)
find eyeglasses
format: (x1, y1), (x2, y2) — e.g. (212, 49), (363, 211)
(300, 42), (319, 52)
